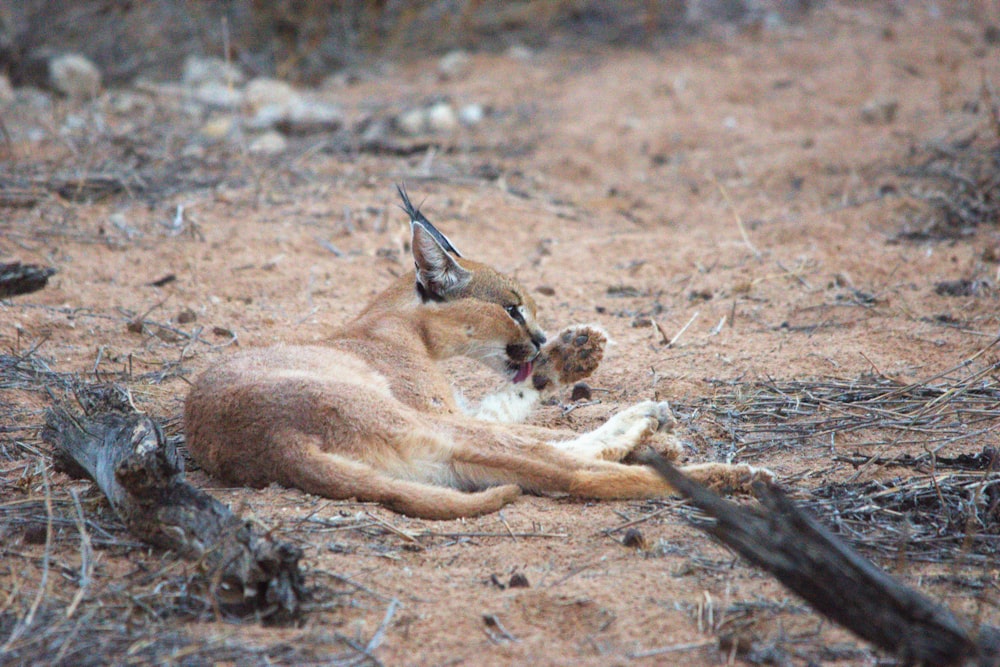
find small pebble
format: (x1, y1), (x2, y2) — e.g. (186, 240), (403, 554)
(244, 77), (296, 110)
(49, 53), (101, 99)
(249, 131), (288, 154)
(438, 49), (471, 80)
(199, 115), (235, 141)
(506, 44), (533, 61)
(860, 97), (898, 124)
(426, 102), (458, 133)
(458, 103), (485, 126)
(107, 90), (148, 115)
(21, 524), (48, 544)
(193, 82), (244, 109)
(622, 527), (648, 550)
(279, 98), (343, 134)
(508, 573), (530, 588)
(571, 382), (592, 402)
(182, 55), (245, 87)
(396, 107), (427, 135)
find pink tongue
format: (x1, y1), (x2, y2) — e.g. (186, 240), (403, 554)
(513, 360), (533, 383)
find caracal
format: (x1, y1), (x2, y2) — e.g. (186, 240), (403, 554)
(184, 187), (771, 519)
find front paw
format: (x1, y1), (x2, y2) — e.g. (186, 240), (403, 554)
(531, 325), (607, 391)
(586, 401), (680, 462)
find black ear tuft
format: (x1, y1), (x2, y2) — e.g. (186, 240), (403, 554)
(396, 183), (462, 257)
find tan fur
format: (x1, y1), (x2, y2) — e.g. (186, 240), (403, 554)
(184, 194), (772, 519)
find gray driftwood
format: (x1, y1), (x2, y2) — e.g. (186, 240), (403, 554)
(642, 452), (1000, 666)
(43, 406), (305, 620)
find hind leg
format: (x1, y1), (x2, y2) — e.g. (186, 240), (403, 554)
(454, 441), (771, 500)
(281, 444), (521, 520)
(449, 434), (675, 498)
(447, 416), (772, 500)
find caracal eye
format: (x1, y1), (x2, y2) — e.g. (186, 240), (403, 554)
(505, 305), (525, 324)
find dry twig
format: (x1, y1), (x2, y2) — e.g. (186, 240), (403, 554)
(42, 400), (307, 621)
(642, 452), (1000, 666)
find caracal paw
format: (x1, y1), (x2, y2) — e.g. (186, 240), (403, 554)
(531, 324), (607, 391)
(555, 401), (677, 463)
(624, 432), (685, 464)
(680, 462), (776, 495)
(614, 400), (676, 434)
(587, 401), (668, 461)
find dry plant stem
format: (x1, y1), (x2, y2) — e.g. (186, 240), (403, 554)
(641, 452), (1000, 666)
(1, 464), (54, 653)
(42, 407), (306, 620)
(64, 488), (93, 620)
(628, 639), (716, 659)
(667, 311), (699, 348)
(698, 347), (1000, 465)
(713, 177), (761, 259)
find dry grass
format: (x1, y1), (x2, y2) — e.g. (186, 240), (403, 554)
(895, 79), (1000, 240)
(681, 337), (1000, 568)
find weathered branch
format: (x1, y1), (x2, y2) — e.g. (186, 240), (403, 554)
(43, 406), (306, 620)
(0, 262), (56, 298)
(641, 452), (1000, 666)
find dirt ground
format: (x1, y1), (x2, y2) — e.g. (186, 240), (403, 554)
(3, 2), (1000, 665)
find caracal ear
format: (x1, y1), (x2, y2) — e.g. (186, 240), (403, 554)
(396, 183), (462, 257)
(412, 222), (472, 301)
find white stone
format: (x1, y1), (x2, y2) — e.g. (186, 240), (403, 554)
(109, 213), (140, 239)
(458, 103), (484, 126)
(426, 102), (457, 133)
(395, 107), (427, 135)
(860, 98), (898, 124)
(283, 97), (343, 132)
(199, 115), (235, 141)
(106, 90), (151, 115)
(244, 78), (297, 111)
(247, 96), (342, 134)
(247, 103), (287, 130)
(438, 50), (471, 79)
(506, 44), (533, 61)
(182, 55), (245, 87)
(193, 81), (244, 109)
(249, 131), (288, 154)
(49, 53), (101, 99)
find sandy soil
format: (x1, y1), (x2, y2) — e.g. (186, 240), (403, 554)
(3, 2), (1000, 665)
